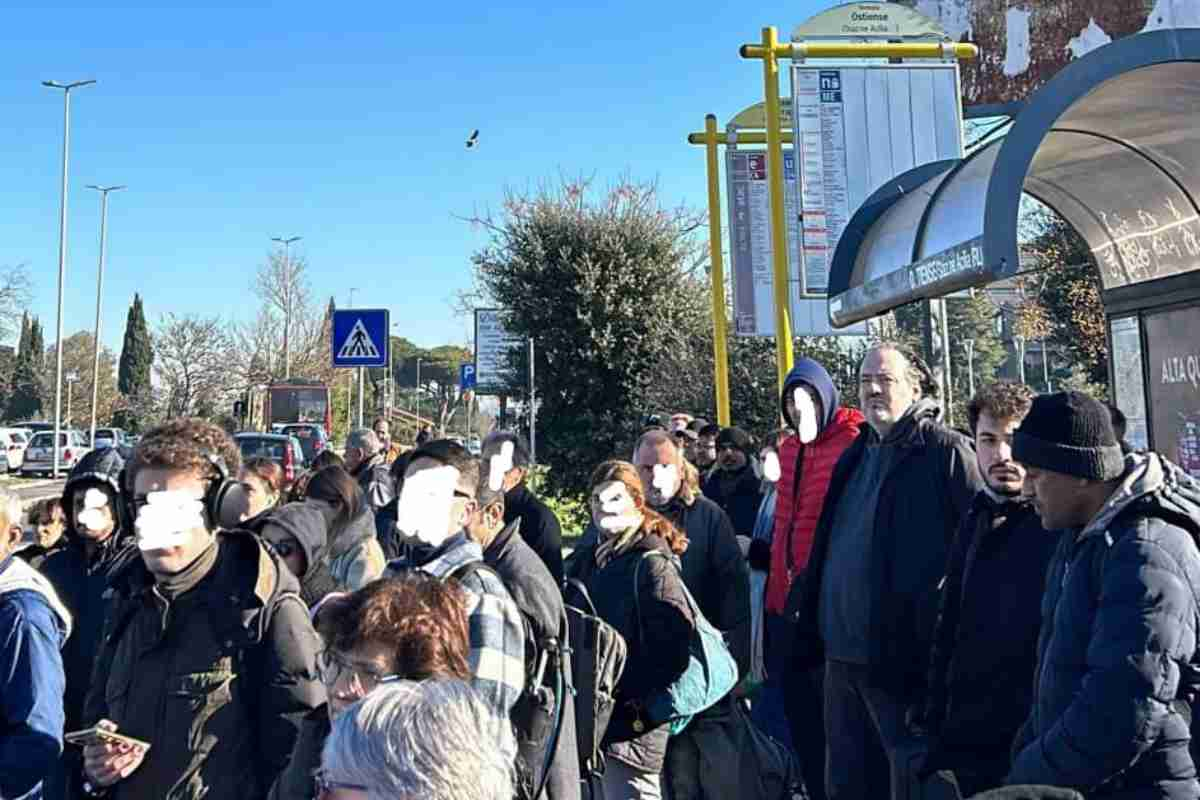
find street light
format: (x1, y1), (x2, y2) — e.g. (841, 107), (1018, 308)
(271, 235), (302, 380)
(86, 184), (125, 447)
(44, 78), (95, 479)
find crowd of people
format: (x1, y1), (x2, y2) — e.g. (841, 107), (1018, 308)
(0, 340), (1198, 800)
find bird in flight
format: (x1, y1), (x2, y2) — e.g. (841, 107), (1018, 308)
(466, 129), (480, 149)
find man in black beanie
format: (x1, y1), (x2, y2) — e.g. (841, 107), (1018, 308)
(701, 427), (763, 537)
(1008, 391), (1200, 799)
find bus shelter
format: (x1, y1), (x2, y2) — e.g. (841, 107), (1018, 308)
(826, 28), (1200, 464)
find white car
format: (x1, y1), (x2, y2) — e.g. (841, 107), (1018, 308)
(21, 430), (90, 477)
(0, 428), (30, 473)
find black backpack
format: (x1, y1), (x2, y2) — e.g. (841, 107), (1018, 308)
(563, 577), (628, 799)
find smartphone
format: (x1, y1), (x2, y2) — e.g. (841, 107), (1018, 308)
(64, 726), (151, 751)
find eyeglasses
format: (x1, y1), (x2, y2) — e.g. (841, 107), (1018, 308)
(716, 444), (740, 454)
(316, 649), (398, 693)
(314, 770), (367, 799)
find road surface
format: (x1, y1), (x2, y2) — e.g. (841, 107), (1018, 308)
(1, 475), (67, 504)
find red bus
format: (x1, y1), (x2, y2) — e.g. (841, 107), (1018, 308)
(264, 380), (332, 437)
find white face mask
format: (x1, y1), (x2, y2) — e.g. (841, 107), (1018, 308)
(487, 442), (514, 492)
(762, 451), (782, 483)
(135, 490), (206, 551)
(650, 463), (680, 505)
(77, 488), (111, 532)
(593, 481), (643, 532)
(794, 387), (820, 444)
(395, 465), (461, 548)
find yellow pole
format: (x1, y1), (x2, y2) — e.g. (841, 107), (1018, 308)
(760, 26), (794, 393)
(688, 131), (794, 146)
(740, 40), (979, 61)
(703, 114), (732, 426)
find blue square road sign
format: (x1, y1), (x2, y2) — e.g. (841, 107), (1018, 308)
(460, 363), (477, 390)
(332, 309), (389, 368)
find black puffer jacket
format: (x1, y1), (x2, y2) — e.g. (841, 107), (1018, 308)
(566, 535), (695, 774)
(25, 448), (140, 800)
(921, 493), (1059, 783)
(794, 401), (982, 694)
(1008, 454), (1200, 799)
(485, 521), (579, 800)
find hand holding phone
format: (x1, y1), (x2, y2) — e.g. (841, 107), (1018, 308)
(77, 720), (149, 788)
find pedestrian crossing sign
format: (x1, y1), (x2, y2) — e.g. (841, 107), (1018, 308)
(332, 309), (389, 368)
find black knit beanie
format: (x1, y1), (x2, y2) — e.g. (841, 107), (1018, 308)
(1012, 391), (1124, 481)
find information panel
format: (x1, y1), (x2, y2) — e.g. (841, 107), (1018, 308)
(792, 63), (964, 297)
(726, 150), (867, 337)
(473, 309), (522, 395)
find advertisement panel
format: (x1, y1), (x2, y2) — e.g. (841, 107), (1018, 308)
(1144, 305), (1200, 474)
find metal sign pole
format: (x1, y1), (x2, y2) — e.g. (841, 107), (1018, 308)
(701, 114), (732, 426)
(528, 338), (536, 464)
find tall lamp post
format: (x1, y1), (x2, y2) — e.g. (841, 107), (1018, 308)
(44, 78), (95, 478)
(271, 236), (302, 380)
(86, 184), (125, 447)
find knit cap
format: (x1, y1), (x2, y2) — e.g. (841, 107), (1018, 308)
(1012, 391), (1123, 481)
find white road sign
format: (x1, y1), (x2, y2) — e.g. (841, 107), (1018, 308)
(474, 309), (522, 395)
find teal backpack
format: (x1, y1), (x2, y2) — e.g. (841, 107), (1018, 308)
(633, 550), (739, 735)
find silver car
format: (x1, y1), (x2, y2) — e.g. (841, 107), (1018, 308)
(21, 430), (91, 477)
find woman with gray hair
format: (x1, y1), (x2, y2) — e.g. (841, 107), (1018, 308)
(318, 679), (516, 800)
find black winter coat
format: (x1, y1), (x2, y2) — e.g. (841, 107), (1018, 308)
(658, 495), (752, 678)
(794, 402), (982, 695)
(81, 531), (326, 800)
(921, 493), (1059, 781)
(504, 483), (564, 585)
(566, 535), (695, 774)
(485, 521), (579, 800)
(701, 465), (763, 538)
(1008, 454), (1200, 799)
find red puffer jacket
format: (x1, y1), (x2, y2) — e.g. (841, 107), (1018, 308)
(766, 406), (864, 614)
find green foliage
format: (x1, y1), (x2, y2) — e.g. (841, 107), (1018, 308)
(117, 294), (154, 431)
(947, 291), (1007, 421)
(470, 178), (710, 495)
(6, 314), (43, 421)
(525, 465), (590, 542)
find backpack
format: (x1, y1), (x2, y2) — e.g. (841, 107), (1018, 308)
(446, 559), (571, 800)
(563, 577), (629, 798)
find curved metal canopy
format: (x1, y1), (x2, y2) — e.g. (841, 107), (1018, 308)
(827, 28), (1200, 328)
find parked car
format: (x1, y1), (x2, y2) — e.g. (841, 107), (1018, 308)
(279, 424), (329, 467)
(0, 429), (30, 473)
(92, 427), (126, 449)
(21, 430), (90, 477)
(19, 421), (55, 435)
(234, 433), (305, 486)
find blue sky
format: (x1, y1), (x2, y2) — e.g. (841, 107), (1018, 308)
(0, 0), (829, 354)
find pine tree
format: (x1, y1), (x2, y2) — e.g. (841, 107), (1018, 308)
(118, 294), (153, 395)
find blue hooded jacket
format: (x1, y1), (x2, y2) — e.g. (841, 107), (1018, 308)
(0, 553), (70, 800)
(781, 358), (841, 434)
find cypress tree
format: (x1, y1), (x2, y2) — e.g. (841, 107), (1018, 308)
(118, 294), (153, 396)
(7, 314), (41, 419)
